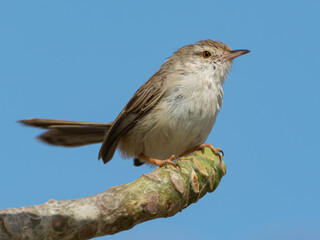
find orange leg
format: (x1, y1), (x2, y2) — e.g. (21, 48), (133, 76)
(138, 154), (181, 170)
(180, 143), (224, 161)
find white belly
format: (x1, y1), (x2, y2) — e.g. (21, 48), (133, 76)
(143, 79), (223, 159)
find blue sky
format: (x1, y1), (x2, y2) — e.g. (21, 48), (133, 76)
(1, 0), (319, 239)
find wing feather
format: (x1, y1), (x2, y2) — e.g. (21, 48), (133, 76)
(98, 70), (168, 163)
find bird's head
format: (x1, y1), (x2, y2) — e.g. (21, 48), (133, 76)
(167, 40), (250, 84)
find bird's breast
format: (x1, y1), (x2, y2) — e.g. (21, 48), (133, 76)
(141, 75), (224, 159)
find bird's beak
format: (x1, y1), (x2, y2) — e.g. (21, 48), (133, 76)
(222, 49), (250, 61)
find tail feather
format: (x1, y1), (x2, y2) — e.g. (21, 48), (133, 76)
(20, 118), (112, 147)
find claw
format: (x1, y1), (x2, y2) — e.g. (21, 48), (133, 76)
(175, 163), (181, 170)
(220, 150), (224, 157)
(163, 160), (181, 170)
(137, 153), (181, 170)
(199, 144), (224, 162)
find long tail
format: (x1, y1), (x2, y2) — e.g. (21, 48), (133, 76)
(19, 118), (112, 147)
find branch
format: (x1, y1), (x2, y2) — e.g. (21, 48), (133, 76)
(0, 148), (226, 239)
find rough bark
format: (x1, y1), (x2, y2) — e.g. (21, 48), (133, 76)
(0, 148), (226, 240)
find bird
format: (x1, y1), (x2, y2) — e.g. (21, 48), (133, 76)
(20, 40), (250, 169)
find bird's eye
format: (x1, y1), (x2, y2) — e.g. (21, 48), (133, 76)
(202, 51), (211, 59)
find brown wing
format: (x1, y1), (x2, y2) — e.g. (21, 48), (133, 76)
(98, 69), (168, 163)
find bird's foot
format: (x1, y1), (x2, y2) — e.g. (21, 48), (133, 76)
(179, 144), (224, 162)
(199, 143), (224, 162)
(138, 154), (181, 170)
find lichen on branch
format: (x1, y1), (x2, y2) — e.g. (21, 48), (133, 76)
(0, 147), (226, 240)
